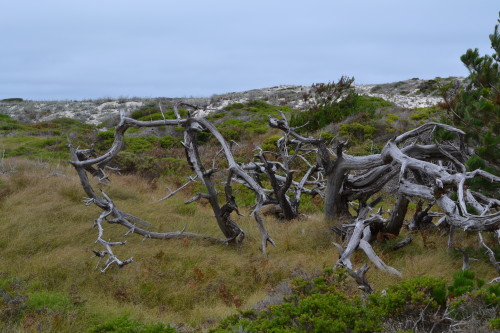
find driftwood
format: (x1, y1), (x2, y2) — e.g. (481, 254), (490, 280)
(269, 117), (500, 277)
(69, 100), (500, 278)
(70, 104), (277, 270)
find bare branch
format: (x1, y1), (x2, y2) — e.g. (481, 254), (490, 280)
(479, 232), (500, 275)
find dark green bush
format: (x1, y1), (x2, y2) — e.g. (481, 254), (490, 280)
(115, 152), (139, 173)
(159, 136), (179, 149)
(465, 156), (486, 170)
(339, 122), (376, 143)
(290, 95), (390, 133)
(213, 269), (384, 332)
(0, 114), (24, 131)
(88, 316), (176, 333)
(0, 98), (23, 102)
(411, 105), (441, 121)
(114, 152), (162, 178)
(319, 131), (335, 141)
(214, 269), (500, 332)
(261, 135), (282, 152)
(369, 276), (447, 316)
(204, 100), (292, 141)
(124, 137), (157, 154)
(448, 270), (478, 298)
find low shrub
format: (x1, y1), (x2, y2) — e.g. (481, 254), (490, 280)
(319, 131), (335, 141)
(261, 135), (282, 152)
(386, 113), (399, 123)
(290, 95), (391, 133)
(410, 105), (441, 121)
(339, 122), (376, 143)
(88, 316), (177, 333)
(213, 269), (500, 333)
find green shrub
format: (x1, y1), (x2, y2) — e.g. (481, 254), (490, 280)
(204, 100), (292, 141)
(339, 123), (376, 142)
(432, 126), (457, 142)
(88, 316), (176, 333)
(489, 317), (500, 329)
(124, 137), (157, 153)
(290, 95), (390, 132)
(1, 98), (23, 102)
(0, 114), (24, 131)
(214, 270), (500, 332)
(438, 13), (500, 165)
(95, 130), (115, 150)
(465, 155), (499, 194)
(299, 195), (323, 214)
(115, 152), (139, 173)
(447, 270), (500, 323)
(368, 276), (447, 316)
(137, 156), (162, 178)
(159, 136), (179, 149)
(162, 157), (187, 176)
(466, 156), (486, 171)
(233, 184), (256, 206)
(320, 131), (335, 141)
(206, 111), (226, 119)
(411, 105), (441, 121)
(448, 270), (477, 298)
(261, 135), (282, 152)
(130, 102), (158, 119)
(386, 113), (399, 123)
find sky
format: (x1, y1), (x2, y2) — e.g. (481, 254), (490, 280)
(0, 0), (498, 100)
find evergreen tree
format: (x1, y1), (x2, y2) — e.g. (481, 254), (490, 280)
(442, 12), (500, 166)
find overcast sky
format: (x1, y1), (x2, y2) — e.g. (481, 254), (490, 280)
(1, 1), (498, 100)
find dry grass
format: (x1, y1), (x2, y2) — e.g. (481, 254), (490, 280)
(0, 157), (498, 332)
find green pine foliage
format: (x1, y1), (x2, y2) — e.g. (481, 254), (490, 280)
(441, 13), (500, 166)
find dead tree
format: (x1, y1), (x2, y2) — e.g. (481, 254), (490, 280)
(69, 98), (500, 278)
(269, 115), (395, 223)
(69, 104), (276, 270)
(336, 123), (500, 276)
(182, 113), (276, 251)
(269, 117), (500, 277)
(240, 114), (325, 220)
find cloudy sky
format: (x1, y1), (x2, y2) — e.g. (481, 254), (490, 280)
(1, 1), (498, 100)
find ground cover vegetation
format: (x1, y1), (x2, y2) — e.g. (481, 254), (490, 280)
(1, 14), (500, 333)
(1, 88), (499, 332)
(0, 158), (498, 332)
(2, 97), (499, 332)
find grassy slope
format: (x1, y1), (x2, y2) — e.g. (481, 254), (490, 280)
(0, 99), (498, 331)
(0, 158), (497, 332)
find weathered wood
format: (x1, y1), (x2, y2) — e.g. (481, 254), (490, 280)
(184, 124), (243, 242)
(393, 235), (413, 250)
(345, 264), (373, 294)
(479, 232), (500, 275)
(384, 195), (410, 236)
(69, 102), (500, 278)
(70, 106), (265, 269)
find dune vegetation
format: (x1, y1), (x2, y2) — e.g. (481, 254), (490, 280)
(0, 156), (498, 332)
(1, 13), (500, 333)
